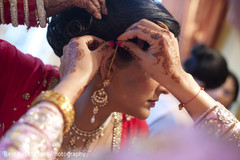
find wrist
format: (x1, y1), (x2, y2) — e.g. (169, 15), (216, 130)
(166, 72), (200, 103)
(54, 73), (90, 104)
(167, 72), (216, 119)
(44, 0), (73, 17)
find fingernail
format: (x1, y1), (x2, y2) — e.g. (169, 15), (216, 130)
(95, 13), (102, 19)
(116, 41), (124, 48)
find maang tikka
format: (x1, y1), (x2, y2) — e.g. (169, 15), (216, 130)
(90, 43), (120, 123)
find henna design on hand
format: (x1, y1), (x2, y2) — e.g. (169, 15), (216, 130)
(171, 73), (181, 83)
(125, 21), (182, 83)
(76, 49), (85, 61)
(86, 1), (99, 17)
(123, 45), (143, 62)
(98, 43), (111, 52)
(98, 0), (104, 5)
(65, 40), (86, 74)
(130, 25), (166, 40)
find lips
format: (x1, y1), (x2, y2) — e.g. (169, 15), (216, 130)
(147, 100), (157, 107)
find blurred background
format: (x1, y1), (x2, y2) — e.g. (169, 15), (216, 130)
(0, 0), (239, 118)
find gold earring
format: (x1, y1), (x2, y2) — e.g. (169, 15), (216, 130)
(90, 79), (110, 123)
(90, 45), (119, 123)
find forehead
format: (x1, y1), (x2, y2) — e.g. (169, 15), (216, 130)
(115, 60), (149, 82)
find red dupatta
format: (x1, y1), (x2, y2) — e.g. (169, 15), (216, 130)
(0, 39), (59, 137)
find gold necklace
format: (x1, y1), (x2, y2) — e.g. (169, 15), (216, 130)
(65, 113), (113, 156)
(64, 112), (123, 158)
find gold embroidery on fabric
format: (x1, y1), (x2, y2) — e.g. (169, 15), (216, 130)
(13, 107), (17, 111)
(43, 79), (47, 88)
(112, 112), (123, 153)
(1, 123), (5, 131)
(22, 92), (30, 100)
(202, 119), (222, 137)
(201, 105), (239, 138)
(195, 105), (218, 126)
(47, 76), (59, 90)
(126, 114), (133, 121)
(227, 127), (240, 147)
(217, 106), (238, 125)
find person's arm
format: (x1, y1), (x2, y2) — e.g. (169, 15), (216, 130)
(0, 0), (107, 27)
(44, 0), (107, 19)
(118, 19), (240, 145)
(0, 36), (112, 160)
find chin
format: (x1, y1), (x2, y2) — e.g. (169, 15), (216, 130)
(130, 109), (150, 120)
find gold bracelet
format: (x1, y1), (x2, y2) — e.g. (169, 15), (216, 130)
(0, 0), (5, 24)
(9, 0), (18, 27)
(31, 90), (75, 134)
(36, 0), (46, 27)
(23, 0), (30, 26)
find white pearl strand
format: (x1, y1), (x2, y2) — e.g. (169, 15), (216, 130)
(66, 113), (113, 152)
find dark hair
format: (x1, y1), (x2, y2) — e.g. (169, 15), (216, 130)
(183, 44), (229, 89)
(47, 0), (180, 60)
(229, 71), (239, 102)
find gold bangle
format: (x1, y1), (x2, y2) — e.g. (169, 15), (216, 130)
(31, 90), (75, 134)
(0, 0), (5, 24)
(23, 0), (30, 26)
(9, 0), (18, 27)
(36, 0), (46, 27)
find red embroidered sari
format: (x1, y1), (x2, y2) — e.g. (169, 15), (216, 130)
(0, 39), (148, 149)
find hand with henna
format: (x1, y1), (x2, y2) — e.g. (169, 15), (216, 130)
(44, 0), (107, 19)
(117, 19), (185, 89)
(118, 19), (217, 119)
(54, 35), (113, 103)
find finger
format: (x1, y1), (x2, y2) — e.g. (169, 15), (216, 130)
(91, 0), (101, 11)
(71, 35), (103, 53)
(93, 41), (113, 64)
(120, 41), (151, 66)
(85, 1), (102, 19)
(62, 45), (67, 56)
(118, 25), (160, 46)
(99, 0), (107, 15)
(125, 19), (163, 33)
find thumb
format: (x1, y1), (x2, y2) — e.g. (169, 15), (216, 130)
(93, 41), (113, 64)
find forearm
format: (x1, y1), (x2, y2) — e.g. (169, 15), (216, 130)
(165, 71), (216, 120)
(0, 0), (47, 27)
(0, 74), (89, 159)
(44, 0), (73, 17)
(53, 73), (90, 104)
(0, 0), (73, 27)
(0, 102), (64, 159)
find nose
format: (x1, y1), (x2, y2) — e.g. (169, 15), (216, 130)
(156, 85), (169, 95)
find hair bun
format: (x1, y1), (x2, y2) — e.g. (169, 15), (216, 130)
(47, 7), (92, 57)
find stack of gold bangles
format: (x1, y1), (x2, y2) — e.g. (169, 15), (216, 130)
(31, 90), (74, 134)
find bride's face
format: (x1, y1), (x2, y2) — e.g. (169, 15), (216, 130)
(107, 60), (169, 120)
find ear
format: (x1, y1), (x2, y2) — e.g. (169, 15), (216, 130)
(100, 51), (114, 81)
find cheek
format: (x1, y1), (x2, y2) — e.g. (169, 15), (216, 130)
(125, 73), (157, 92)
